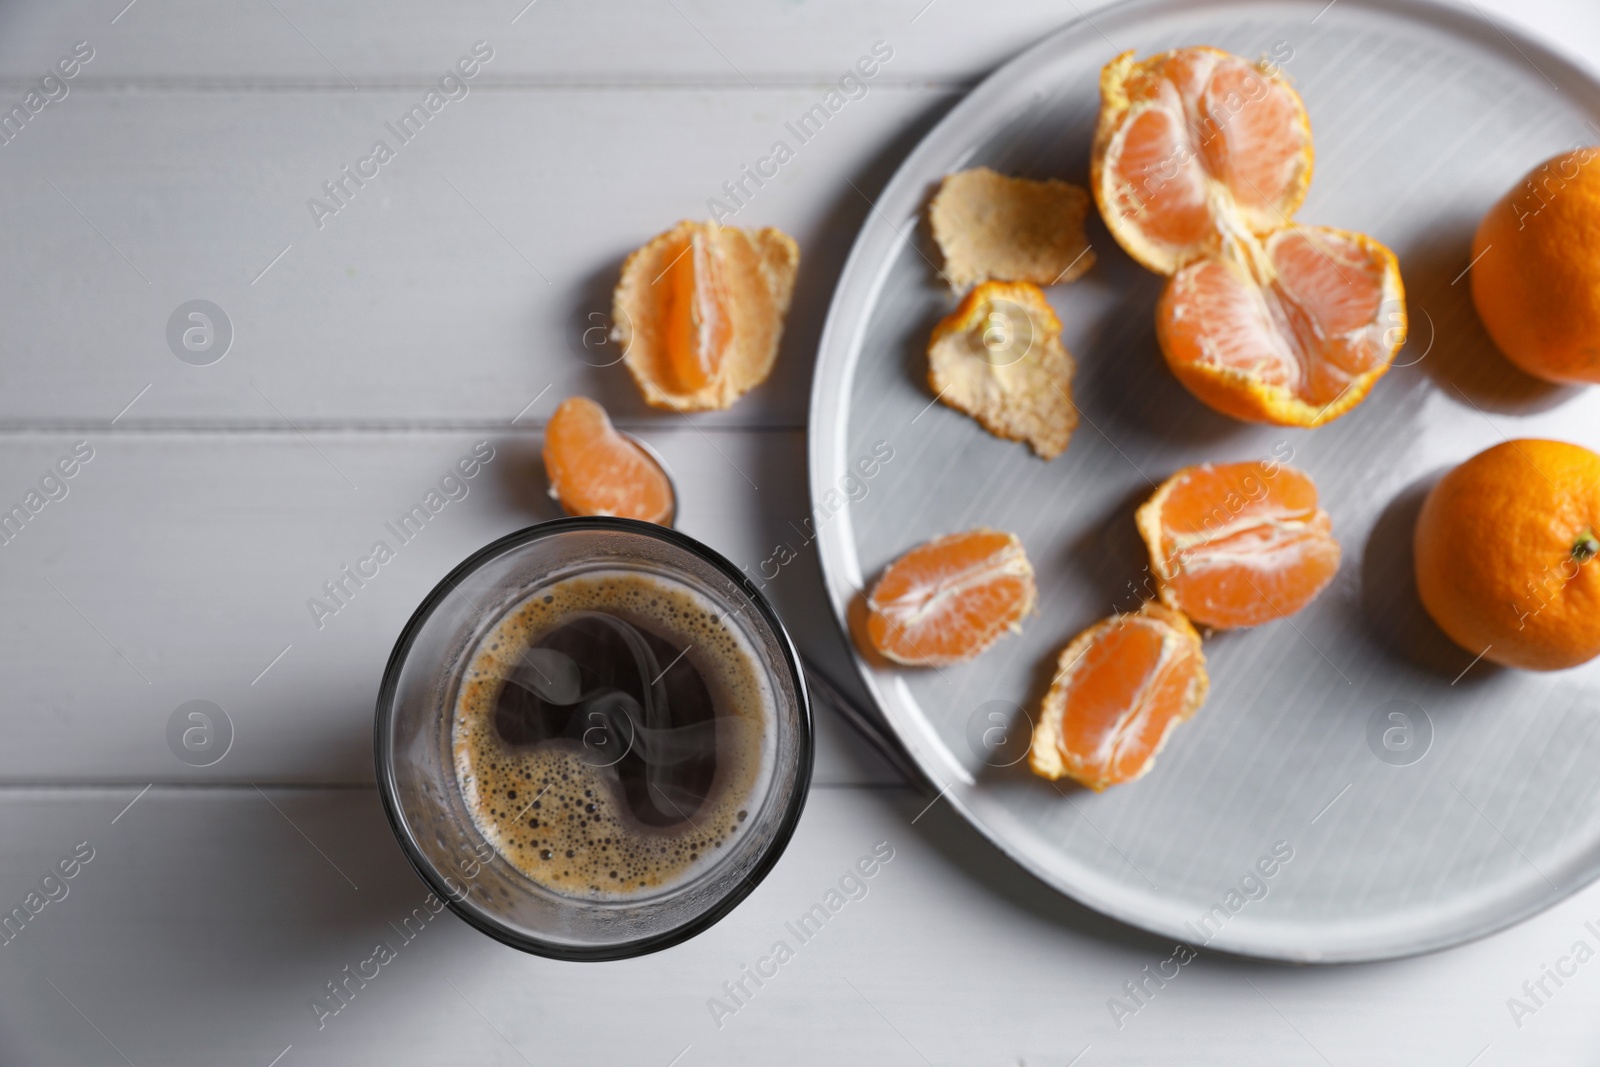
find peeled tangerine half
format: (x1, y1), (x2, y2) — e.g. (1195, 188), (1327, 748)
(543, 396), (675, 525)
(1158, 225), (1405, 426)
(613, 220), (799, 412)
(865, 529), (1036, 666)
(1028, 602), (1208, 791)
(1092, 46), (1406, 427)
(1135, 460), (1340, 630)
(927, 281), (1078, 459)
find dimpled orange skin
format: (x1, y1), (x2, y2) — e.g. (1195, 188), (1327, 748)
(1414, 439), (1600, 671)
(1472, 148), (1600, 385)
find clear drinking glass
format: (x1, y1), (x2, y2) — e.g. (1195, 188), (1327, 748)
(374, 518), (812, 960)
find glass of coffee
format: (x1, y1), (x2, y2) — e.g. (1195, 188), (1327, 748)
(375, 517), (812, 960)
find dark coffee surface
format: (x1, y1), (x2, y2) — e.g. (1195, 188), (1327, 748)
(453, 570), (772, 899)
(492, 612), (719, 828)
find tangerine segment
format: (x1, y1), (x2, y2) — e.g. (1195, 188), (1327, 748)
(613, 220), (799, 412)
(1092, 47), (1313, 275)
(543, 396), (675, 525)
(1135, 460), (1340, 630)
(927, 280), (1078, 459)
(928, 167), (1096, 291)
(1028, 602), (1208, 791)
(662, 225), (733, 393)
(865, 529), (1036, 666)
(1157, 225), (1405, 426)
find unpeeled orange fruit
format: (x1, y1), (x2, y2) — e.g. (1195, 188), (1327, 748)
(1415, 439), (1600, 671)
(864, 528), (1035, 665)
(1136, 459), (1341, 629)
(1471, 147), (1600, 385)
(612, 220), (799, 411)
(1092, 46), (1406, 427)
(543, 396), (675, 524)
(1028, 602), (1208, 791)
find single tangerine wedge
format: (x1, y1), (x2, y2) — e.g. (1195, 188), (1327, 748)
(864, 528), (1036, 666)
(613, 220), (799, 412)
(1135, 460), (1340, 630)
(1092, 46), (1406, 427)
(543, 396), (675, 525)
(1028, 602), (1208, 791)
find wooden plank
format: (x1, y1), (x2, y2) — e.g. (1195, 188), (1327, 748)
(0, 783), (1586, 1065)
(0, 429), (900, 786)
(0, 85), (956, 428)
(0, 0), (1590, 88)
(0, 0), (1080, 86)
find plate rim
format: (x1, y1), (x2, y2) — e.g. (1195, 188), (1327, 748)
(806, 0), (1600, 962)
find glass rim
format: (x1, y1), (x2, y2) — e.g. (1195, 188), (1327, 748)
(373, 516), (814, 961)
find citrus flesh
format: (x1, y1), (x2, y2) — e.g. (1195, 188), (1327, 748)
(543, 396), (675, 525)
(1092, 46), (1405, 427)
(1092, 46), (1312, 275)
(613, 220), (799, 411)
(661, 225), (733, 394)
(1028, 602), (1208, 791)
(865, 528), (1036, 666)
(1136, 459), (1341, 630)
(1158, 225), (1405, 425)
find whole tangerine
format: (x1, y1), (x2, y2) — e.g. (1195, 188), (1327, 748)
(1414, 439), (1600, 671)
(1471, 147), (1600, 384)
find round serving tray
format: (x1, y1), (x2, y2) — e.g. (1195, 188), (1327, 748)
(809, 0), (1600, 961)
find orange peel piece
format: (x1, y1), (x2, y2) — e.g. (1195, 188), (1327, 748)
(927, 280), (1078, 459)
(929, 167), (1096, 290)
(613, 220), (799, 412)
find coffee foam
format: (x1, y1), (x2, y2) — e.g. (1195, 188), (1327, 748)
(452, 569), (774, 900)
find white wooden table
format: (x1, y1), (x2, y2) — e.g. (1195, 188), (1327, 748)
(3, 1), (1599, 1063)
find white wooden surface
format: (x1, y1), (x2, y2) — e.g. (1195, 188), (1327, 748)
(3, 1), (1599, 1063)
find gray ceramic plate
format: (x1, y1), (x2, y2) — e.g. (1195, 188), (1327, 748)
(809, 0), (1600, 961)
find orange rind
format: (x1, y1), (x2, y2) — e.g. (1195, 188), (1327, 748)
(612, 220), (799, 411)
(929, 167), (1096, 290)
(926, 280), (1078, 459)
